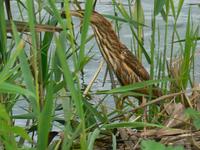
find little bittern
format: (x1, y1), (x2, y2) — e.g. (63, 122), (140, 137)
(62, 10), (162, 99)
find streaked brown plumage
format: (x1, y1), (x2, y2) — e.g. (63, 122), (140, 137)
(66, 10), (162, 98)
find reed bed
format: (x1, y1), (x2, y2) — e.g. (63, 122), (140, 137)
(0, 0), (200, 149)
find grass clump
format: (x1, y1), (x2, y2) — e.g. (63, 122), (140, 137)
(0, 0), (200, 149)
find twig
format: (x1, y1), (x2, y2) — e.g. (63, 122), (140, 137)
(110, 91), (185, 122)
(83, 60), (104, 96)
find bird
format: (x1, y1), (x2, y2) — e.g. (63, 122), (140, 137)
(62, 10), (162, 99)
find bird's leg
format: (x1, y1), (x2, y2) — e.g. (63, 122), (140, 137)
(116, 96), (129, 121)
(106, 64), (127, 119)
(116, 96), (125, 111)
(121, 96), (136, 121)
(107, 64), (122, 109)
(102, 65), (109, 87)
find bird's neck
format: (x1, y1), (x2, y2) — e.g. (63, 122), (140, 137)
(91, 25), (120, 70)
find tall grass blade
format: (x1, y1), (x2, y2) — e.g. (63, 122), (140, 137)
(97, 78), (170, 94)
(55, 36), (86, 149)
(132, 0), (145, 61)
(11, 21), (38, 113)
(154, 0), (166, 16)
(64, 0), (78, 69)
(26, 0), (40, 108)
(177, 0), (185, 19)
(0, 40), (23, 83)
(103, 122), (163, 129)
(0, 82), (35, 98)
(0, 104), (17, 150)
(180, 9), (192, 89)
(161, 1), (169, 91)
(112, 133), (117, 150)
(87, 129), (100, 150)
(0, 0), (7, 64)
(78, 0), (94, 68)
(41, 17), (58, 81)
(38, 80), (54, 150)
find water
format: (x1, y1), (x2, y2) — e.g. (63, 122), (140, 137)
(12, 0), (200, 128)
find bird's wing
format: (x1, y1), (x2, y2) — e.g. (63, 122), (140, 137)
(120, 45), (150, 81)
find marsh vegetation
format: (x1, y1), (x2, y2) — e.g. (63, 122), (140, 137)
(0, 0), (200, 149)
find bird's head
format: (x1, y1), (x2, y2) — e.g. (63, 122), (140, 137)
(70, 10), (85, 18)
(69, 10), (112, 30)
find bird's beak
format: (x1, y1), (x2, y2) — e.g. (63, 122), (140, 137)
(61, 10), (84, 19)
(70, 10), (84, 18)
